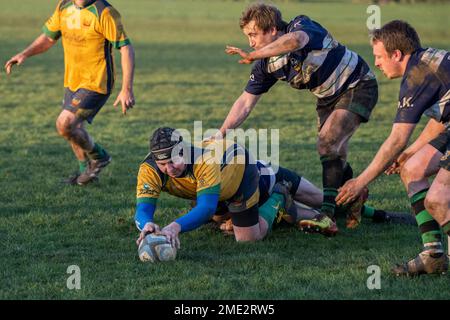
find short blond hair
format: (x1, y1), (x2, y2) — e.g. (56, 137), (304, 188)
(239, 2), (287, 32)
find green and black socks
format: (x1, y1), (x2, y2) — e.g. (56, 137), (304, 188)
(361, 205), (388, 222)
(259, 193), (285, 230)
(411, 188), (443, 253)
(79, 159), (88, 173)
(87, 142), (107, 160)
(442, 221), (450, 237)
(320, 156), (344, 218)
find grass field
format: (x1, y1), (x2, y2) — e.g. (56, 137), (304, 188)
(1, 0), (449, 300)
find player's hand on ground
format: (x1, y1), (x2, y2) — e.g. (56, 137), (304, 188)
(336, 178), (365, 206)
(225, 45), (254, 64)
(4, 53), (27, 75)
(136, 222), (161, 246)
(384, 152), (410, 175)
(159, 223), (181, 249)
(114, 88), (135, 115)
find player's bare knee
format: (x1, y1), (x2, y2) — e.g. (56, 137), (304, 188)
(234, 232), (262, 242)
(425, 189), (448, 213)
(56, 119), (68, 137)
(317, 137), (339, 157)
(400, 159), (424, 183)
(56, 120), (75, 139)
(317, 144), (339, 158)
(233, 225), (264, 242)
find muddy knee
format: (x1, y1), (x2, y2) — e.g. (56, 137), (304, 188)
(317, 135), (340, 157)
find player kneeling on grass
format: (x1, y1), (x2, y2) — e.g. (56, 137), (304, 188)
(134, 128), (415, 253)
(134, 127), (293, 250)
(213, 160), (416, 237)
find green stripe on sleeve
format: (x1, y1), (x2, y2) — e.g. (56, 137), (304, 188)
(110, 39), (131, 49)
(42, 25), (61, 40)
(87, 5), (99, 18)
(197, 184), (221, 197)
(136, 197), (157, 205)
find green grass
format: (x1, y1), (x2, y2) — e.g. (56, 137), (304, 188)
(1, 0), (449, 299)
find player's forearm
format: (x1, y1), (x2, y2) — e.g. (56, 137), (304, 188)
(20, 34), (56, 58)
(175, 194), (219, 232)
(119, 44), (135, 91)
(250, 31), (308, 60)
(219, 93), (260, 136)
(404, 118), (445, 156)
(134, 202), (156, 231)
(358, 134), (409, 186)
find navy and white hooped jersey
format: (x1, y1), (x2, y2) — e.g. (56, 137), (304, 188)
(244, 15), (375, 101)
(256, 160), (276, 195)
(395, 48), (450, 126)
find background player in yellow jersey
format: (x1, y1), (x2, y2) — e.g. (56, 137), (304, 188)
(4, 0), (135, 185)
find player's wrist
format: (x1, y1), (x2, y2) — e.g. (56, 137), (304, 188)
(247, 51), (257, 61)
(121, 86), (133, 93)
(218, 129), (225, 139)
(355, 173), (371, 188)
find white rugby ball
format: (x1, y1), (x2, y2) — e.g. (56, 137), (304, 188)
(138, 234), (177, 263)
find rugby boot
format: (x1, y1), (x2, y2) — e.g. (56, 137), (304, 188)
(298, 213), (338, 237)
(392, 245), (448, 276)
(77, 151), (111, 185)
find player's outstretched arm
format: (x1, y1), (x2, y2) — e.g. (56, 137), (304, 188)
(4, 34), (56, 75)
(114, 44), (135, 115)
(217, 91), (261, 138)
(159, 194), (220, 248)
(135, 201), (160, 245)
(225, 31), (309, 64)
(336, 123), (416, 205)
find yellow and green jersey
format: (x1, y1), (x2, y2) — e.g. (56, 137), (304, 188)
(136, 141), (248, 206)
(43, 0), (130, 94)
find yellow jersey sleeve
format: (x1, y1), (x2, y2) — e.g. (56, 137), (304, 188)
(99, 7), (131, 49)
(136, 164), (162, 205)
(42, 1), (62, 40)
(194, 154), (221, 196)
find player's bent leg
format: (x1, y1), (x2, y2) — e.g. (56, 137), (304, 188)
(60, 88), (111, 185)
(317, 109), (362, 218)
(398, 145), (447, 275)
(56, 110), (93, 150)
(425, 169), (450, 229)
(232, 206), (267, 242)
(400, 144), (441, 198)
(294, 177), (322, 208)
(56, 110), (98, 184)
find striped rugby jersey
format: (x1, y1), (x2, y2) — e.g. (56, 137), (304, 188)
(245, 15), (375, 102)
(395, 48), (450, 126)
